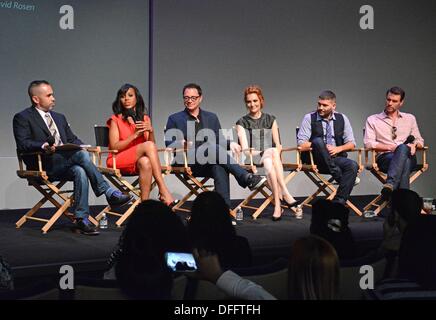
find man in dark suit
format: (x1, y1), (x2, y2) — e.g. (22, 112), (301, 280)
(13, 80), (132, 235)
(165, 83), (266, 211)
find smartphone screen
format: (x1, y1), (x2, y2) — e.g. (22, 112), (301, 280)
(165, 252), (197, 272)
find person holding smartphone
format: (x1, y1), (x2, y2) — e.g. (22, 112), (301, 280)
(107, 84), (177, 206)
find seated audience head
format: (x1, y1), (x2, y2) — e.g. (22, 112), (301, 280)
(384, 189), (423, 251)
(288, 235), (339, 300)
(188, 192), (253, 268)
(112, 83), (147, 121)
(390, 188), (422, 225)
(189, 191), (235, 252)
(310, 199), (355, 260)
(399, 215), (436, 289)
(115, 200), (190, 299)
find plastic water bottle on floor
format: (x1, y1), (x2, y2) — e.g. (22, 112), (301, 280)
(295, 205), (303, 219)
(235, 207), (244, 221)
(99, 213), (108, 229)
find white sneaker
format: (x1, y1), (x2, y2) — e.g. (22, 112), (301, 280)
(231, 220), (237, 226)
(354, 177), (360, 186)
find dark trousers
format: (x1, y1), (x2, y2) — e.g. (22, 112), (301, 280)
(376, 144), (417, 190)
(186, 144), (249, 207)
(310, 137), (358, 203)
(45, 150), (110, 219)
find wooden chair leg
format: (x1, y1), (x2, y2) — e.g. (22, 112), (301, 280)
(115, 198), (141, 227)
(302, 171), (363, 216)
(41, 198), (72, 234)
(16, 196), (50, 228)
(240, 170), (299, 220)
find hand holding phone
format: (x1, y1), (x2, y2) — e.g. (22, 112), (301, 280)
(165, 252), (197, 272)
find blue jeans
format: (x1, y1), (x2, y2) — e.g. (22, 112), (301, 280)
(376, 144), (417, 190)
(189, 144), (249, 207)
(310, 137), (358, 203)
(45, 150), (110, 219)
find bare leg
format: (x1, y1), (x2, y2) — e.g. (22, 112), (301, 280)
(270, 148), (296, 203)
(136, 141), (174, 205)
(262, 156), (282, 218)
(137, 156), (152, 201)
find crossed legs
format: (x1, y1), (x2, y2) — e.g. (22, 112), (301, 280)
(310, 137), (358, 203)
(261, 148), (297, 218)
(136, 141), (174, 204)
(376, 144), (417, 190)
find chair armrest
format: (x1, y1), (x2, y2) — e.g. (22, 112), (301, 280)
(18, 151), (44, 156)
(295, 146), (316, 168)
(345, 148), (364, 171)
(98, 149), (119, 154)
(240, 148), (259, 172)
(85, 147), (100, 153)
(158, 146), (190, 172)
(416, 145), (429, 167)
(280, 146), (300, 166)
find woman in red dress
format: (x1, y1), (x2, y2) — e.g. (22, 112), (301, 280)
(107, 84), (176, 206)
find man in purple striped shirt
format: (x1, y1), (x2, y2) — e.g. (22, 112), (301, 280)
(364, 87), (424, 199)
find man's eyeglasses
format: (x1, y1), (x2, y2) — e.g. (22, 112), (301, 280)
(391, 126), (397, 140)
(183, 96), (200, 102)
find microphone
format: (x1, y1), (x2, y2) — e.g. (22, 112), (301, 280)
(47, 135), (55, 146)
(404, 135), (415, 144)
(125, 109), (137, 125)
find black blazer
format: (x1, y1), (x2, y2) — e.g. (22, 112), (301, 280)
(165, 108), (231, 149)
(13, 106), (83, 169)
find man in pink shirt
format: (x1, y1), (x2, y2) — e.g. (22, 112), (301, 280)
(364, 87), (424, 199)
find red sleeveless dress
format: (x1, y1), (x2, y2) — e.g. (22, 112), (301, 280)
(106, 114), (151, 174)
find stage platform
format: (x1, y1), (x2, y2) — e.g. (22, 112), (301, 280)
(0, 196), (385, 281)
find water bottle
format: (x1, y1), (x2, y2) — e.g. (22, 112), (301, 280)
(99, 213), (108, 229)
(295, 205), (303, 219)
(235, 207), (244, 221)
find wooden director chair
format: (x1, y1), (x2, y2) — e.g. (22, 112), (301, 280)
(93, 125), (143, 227)
(161, 128), (215, 215)
(15, 151), (98, 234)
(233, 127), (300, 219)
(363, 144), (429, 216)
(93, 125), (198, 225)
(296, 127), (364, 216)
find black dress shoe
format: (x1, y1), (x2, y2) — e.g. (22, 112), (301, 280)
(271, 216), (282, 222)
(281, 199), (302, 209)
(169, 199), (180, 209)
(381, 183), (394, 201)
(74, 219), (100, 236)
